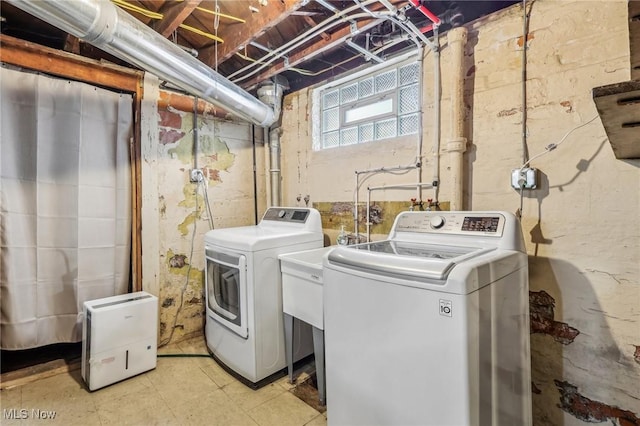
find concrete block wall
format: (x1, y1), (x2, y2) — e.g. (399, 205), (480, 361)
(279, 1), (640, 424)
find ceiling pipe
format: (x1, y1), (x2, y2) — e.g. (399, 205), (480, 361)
(407, 0), (442, 27)
(6, 0), (276, 127)
(229, 0), (391, 83)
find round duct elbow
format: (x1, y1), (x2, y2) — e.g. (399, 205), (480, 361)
(257, 78), (288, 126)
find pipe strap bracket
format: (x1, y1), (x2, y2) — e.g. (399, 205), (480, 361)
(446, 138), (467, 153)
(84, 2), (118, 44)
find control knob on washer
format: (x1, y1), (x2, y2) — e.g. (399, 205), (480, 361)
(278, 210), (287, 218)
(429, 216), (445, 229)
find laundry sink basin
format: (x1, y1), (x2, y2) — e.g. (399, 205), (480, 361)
(279, 247), (334, 330)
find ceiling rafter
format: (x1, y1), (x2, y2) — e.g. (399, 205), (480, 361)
(198, 0), (305, 67)
(153, 0), (203, 38)
(240, 17), (382, 91)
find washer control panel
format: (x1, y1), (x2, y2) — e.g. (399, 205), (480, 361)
(263, 208), (310, 223)
(395, 212), (506, 236)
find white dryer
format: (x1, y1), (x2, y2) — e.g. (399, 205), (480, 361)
(204, 207), (324, 387)
(323, 211), (531, 426)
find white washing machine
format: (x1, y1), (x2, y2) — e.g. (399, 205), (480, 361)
(204, 207), (324, 387)
(323, 211), (532, 426)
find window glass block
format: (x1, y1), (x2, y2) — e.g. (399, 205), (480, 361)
(322, 107), (339, 132)
(340, 126), (358, 145)
(399, 113), (419, 135)
(359, 123), (374, 143)
(322, 131), (340, 148)
(323, 89), (339, 109)
(359, 78), (374, 98)
(399, 62), (420, 86)
(375, 118), (397, 140)
(399, 84), (419, 114)
(316, 59), (420, 150)
(374, 69), (397, 93)
(341, 83), (358, 104)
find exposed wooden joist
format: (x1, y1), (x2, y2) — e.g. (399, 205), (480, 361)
(64, 34), (81, 55)
(153, 0), (203, 38)
(240, 18), (381, 91)
(0, 34), (142, 92)
(199, 0), (305, 66)
(304, 16), (330, 41)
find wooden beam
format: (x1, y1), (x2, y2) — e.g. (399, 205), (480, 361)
(0, 34), (142, 92)
(593, 80), (640, 159)
(240, 18), (381, 91)
(153, 0), (203, 38)
(199, 0), (305, 66)
(0, 359), (81, 390)
(304, 16), (330, 41)
(64, 35), (81, 55)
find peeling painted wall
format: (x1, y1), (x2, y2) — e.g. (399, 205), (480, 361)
(279, 1), (640, 424)
(141, 88), (266, 345)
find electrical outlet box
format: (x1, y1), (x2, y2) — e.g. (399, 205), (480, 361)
(511, 168), (537, 189)
(190, 169), (203, 183)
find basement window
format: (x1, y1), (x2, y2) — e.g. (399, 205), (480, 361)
(313, 53), (420, 150)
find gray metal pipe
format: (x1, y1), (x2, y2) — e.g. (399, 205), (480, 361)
(7, 0), (276, 127)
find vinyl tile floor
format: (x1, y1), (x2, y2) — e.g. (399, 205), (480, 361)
(0, 336), (327, 426)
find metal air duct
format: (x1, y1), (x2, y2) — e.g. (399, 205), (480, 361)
(7, 0), (276, 127)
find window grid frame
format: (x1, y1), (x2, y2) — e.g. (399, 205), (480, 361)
(314, 55), (421, 150)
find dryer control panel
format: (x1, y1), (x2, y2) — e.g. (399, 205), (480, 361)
(263, 207), (310, 223)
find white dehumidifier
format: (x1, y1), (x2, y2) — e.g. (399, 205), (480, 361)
(82, 291), (158, 391)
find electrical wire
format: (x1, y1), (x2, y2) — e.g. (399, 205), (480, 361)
(112, 0), (163, 19)
(174, 0), (246, 23)
(200, 175), (215, 230)
(516, 114), (599, 219)
(159, 182), (199, 347)
(521, 0), (529, 165)
(110, 0), (225, 42)
(519, 115), (600, 170)
(178, 23), (224, 43)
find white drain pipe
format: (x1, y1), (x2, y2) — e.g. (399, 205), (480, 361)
(258, 82), (285, 206)
(447, 27), (468, 211)
(7, 0), (276, 127)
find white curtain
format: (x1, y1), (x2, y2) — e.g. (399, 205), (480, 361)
(0, 66), (132, 350)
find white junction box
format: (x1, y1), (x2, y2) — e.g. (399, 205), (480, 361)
(82, 291), (158, 391)
(511, 167), (537, 189)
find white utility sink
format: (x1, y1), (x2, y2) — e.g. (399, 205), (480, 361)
(279, 246), (334, 330)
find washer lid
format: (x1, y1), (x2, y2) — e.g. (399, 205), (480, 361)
(327, 240), (494, 282)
